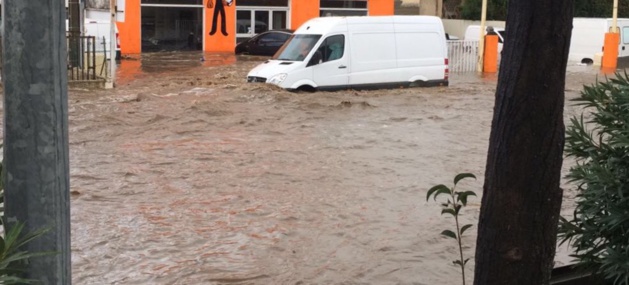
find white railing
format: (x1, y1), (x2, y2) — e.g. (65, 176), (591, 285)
(447, 40), (479, 73)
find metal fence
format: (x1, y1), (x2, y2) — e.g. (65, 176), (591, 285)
(447, 40), (479, 73)
(66, 33), (102, 81)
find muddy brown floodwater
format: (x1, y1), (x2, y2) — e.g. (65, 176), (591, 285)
(0, 51), (606, 284)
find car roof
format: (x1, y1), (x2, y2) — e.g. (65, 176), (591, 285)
(264, 29), (294, 34)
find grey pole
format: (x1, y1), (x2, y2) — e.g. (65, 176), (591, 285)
(2, 0), (71, 284)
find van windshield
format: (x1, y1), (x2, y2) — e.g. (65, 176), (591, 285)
(273, 34), (322, 61)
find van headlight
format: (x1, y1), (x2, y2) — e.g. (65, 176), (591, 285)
(268, 73), (287, 85)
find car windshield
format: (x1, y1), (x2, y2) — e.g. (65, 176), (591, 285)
(273, 34), (322, 61)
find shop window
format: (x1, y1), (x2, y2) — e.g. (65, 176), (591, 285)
(255, 10), (270, 33)
(237, 9), (288, 41)
(237, 11), (253, 34)
(141, 0), (202, 5)
(320, 0), (367, 17)
(320, 0), (367, 9)
(236, 0), (289, 43)
(272, 11), (287, 30)
(238, 0), (289, 6)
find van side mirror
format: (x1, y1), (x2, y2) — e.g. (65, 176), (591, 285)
(307, 51), (323, 67)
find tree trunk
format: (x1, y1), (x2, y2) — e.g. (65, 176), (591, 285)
(3, 0), (71, 283)
(473, 0), (573, 284)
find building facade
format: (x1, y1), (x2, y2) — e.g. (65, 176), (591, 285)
(116, 0), (396, 55)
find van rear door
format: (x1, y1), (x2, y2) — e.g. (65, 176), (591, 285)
(618, 22), (629, 58)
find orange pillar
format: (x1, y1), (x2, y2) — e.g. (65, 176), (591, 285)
(291, 0), (320, 29)
(205, 0), (236, 52)
(602, 32), (619, 70)
(119, 0), (141, 55)
(368, 0), (394, 16)
(483, 34), (498, 73)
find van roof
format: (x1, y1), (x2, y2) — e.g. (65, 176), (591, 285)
(295, 16), (443, 35)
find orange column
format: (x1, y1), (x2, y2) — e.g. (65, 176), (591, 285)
(602, 32), (619, 70)
(483, 35), (498, 73)
(118, 0), (141, 54)
(368, 0), (394, 16)
(205, 0), (236, 52)
(291, 0), (319, 30)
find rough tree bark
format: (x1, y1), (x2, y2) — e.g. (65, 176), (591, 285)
(473, 0), (574, 284)
(3, 0), (71, 283)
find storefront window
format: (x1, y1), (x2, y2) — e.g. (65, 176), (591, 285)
(141, 0), (202, 5)
(236, 10), (253, 34)
(320, 0), (367, 17)
(238, 0), (289, 6)
(254, 11), (270, 33)
(272, 11), (287, 30)
(320, 0), (367, 9)
(236, 0), (289, 43)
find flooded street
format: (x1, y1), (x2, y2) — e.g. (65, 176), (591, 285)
(9, 52), (604, 284)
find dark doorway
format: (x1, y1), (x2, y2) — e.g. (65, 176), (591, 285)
(141, 6), (203, 52)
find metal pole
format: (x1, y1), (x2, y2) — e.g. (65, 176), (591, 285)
(477, 0), (488, 72)
(68, 0), (81, 67)
(106, 0), (117, 88)
(2, 0), (71, 283)
(613, 0), (619, 32)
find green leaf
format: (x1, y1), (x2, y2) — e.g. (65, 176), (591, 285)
(457, 191), (477, 206)
(441, 230), (458, 240)
(460, 224), (473, 235)
(426, 184), (449, 201)
(454, 173), (476, 185)
(441, 208), (456, 216)
(433, 187), (453, 201)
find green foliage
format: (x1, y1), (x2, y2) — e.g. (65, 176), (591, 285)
(459, 0), (629, 20)
(573, 0), (629, 18)
(427, 173), (477, 285)
(0, 223), (49, 284)
(460, 0), (507, 20)
(558, 72), (629, 285)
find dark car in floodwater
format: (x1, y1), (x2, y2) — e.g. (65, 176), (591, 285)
(235, 29), (294, 56)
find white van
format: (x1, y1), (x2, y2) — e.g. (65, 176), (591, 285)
(570, 18), (629, 65)
(84, 19), (121, 60)
(464, 25), (505, 52)
(246, 16), (449, 91)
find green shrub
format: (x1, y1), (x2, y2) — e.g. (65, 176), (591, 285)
(0, 223), (49, 284)
(427, 173), (477, 285)
(558, 72), (629, 285)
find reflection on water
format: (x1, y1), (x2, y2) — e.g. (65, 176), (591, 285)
(116, 52), (238, 86)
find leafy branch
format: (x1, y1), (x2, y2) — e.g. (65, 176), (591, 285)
(427, 173), (477, 285)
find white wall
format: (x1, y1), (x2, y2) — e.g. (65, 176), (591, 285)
(85, 0), (125, 22)
(443, 19), (506, 39)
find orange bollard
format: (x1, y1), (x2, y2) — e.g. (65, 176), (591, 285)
(483, 35), (499, 73)
(602, 32), (619, 69)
